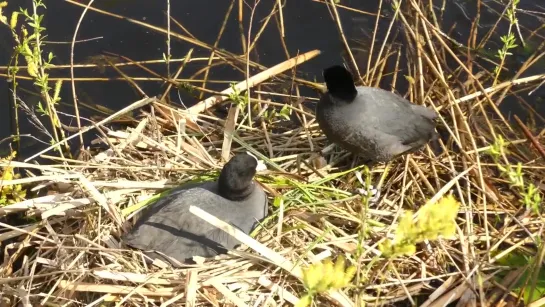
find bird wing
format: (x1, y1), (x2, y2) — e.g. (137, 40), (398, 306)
(360, 88), (436, 145)
(409, 103), (438, 120)
(122, 185), (250, 261)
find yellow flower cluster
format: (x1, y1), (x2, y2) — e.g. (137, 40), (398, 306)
(379, 194), (460, 258)
(296, 255), (357, 307)
(1, 151), (27, 206)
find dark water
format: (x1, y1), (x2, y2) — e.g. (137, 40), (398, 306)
(0, 0), (544, 160)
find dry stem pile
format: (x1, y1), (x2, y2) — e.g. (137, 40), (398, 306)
(1, 0), (545, 306)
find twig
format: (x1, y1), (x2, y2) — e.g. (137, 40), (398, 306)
(513, 115), (545, 160)
(183, 49), (321, 123)
(58, 280), (177, 297)
(70, 0), (95, 147)
(189, 205), (355, 307)
(24, 96), (157, 162)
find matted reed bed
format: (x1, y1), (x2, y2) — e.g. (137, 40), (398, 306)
(1, 0), (545, 306)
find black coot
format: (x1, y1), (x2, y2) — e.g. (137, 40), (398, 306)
(316, 65), (438, 164)
(123, 152), (268, 265)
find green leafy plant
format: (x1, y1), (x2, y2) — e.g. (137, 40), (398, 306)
(488, 134), (545, 304)
(493, 0), (520, 84)
(262, 104), (291, 124)
(488, 135), (542, 214)
(495, 251), (545, 304)
(296, 255), (357, 307)
(379, 195), (460, 258)
(1, 0), (69, 155)
(228, 83), (248, 108)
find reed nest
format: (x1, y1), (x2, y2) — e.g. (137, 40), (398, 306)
(1, 0), (545, 306)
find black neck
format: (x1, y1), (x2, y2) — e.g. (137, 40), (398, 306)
(328, 86), (357, 102)
(218, 178), (255, 201)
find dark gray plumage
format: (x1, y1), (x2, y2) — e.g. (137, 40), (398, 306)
(316, 65), (438, 163)
(122, 152), (268, 265)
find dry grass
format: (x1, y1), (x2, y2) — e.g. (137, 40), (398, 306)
(1, 0), (545, 306)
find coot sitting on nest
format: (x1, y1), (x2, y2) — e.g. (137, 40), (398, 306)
(316, 65), (438, 164)
(123, 152), (268, 265)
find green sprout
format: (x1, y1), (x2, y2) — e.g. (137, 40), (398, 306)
(487, 135), (543, 214)
(228, 83), (248, 108)
(262, 104), (291, 124)
(493, 0), (520, 84)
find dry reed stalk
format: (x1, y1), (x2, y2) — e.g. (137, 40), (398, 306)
(513, 114), (545, 160)
(57, 280), (178, 297)
(182, 49), (321, 123)
(24, 96), (157, 162)
(189, 206), (355, 307)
